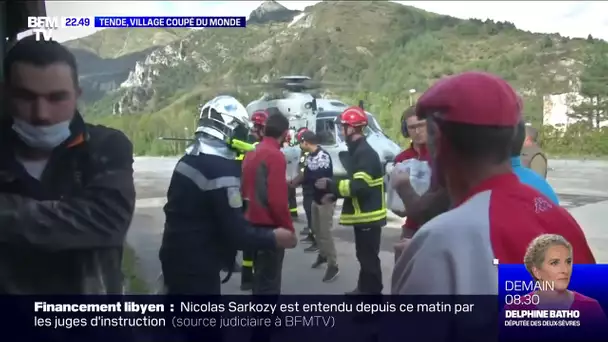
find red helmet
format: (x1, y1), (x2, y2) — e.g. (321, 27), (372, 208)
(251, 110), (269, 126)
(338, 106), (368, 127)
(296, 127), (308, 142)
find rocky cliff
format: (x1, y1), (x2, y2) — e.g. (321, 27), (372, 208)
(247, 0), (301, 25)
(65, 28), (190, 106)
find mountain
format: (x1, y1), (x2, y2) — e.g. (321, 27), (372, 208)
(64, 28), (191, 59)
(66, 1), (606, 155)
(248, 0), (301, 25)
(64, 28), (190, 102)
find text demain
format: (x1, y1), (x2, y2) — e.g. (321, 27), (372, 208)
(504, 280), (555, 292)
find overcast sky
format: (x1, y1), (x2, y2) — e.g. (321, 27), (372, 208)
(45, 1), (608, 43)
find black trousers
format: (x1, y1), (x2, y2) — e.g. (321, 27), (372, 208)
(241, 199), (254, 285)
(354, 225), (383, 294)
(164, 274), (222, 341)
(303, 193), (313, 229)
(252, 245), (285, 295)
(164, 272), (221, 295)
(288, 187), (298, 216)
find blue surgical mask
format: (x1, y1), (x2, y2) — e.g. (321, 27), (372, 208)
(12, 118), (72, 150)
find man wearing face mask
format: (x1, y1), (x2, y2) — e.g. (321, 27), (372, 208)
(0, 37), (136, 294)
(315, 106), (387, 295)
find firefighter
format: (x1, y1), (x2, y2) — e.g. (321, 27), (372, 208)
(249, 109), (268, 144)
(237, 109), (269, 291)
(315, 106), (387, 295)
(159, 96), (296, 297)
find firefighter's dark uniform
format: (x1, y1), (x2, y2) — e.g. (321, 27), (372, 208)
(288, 181), (299, 218)
(160, 151), (276, 295)
(236, 141), (258, 290)
(328, 137), (386, 294)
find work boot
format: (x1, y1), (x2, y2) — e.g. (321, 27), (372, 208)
(240, 282), (253, 291)
(304, 244), (319, 253)
(300, 227), (310, 236)
(311, 256), (327, 269)
(323, 265), (340, 283)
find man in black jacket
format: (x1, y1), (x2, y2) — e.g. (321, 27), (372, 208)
(160, 97), (296, 296)
(315, 106), (387, 294)
(296, 131), (339, 282)
(0, 37), (135, 294)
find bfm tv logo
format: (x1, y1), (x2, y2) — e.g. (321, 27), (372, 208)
(27, 17), (60, 41)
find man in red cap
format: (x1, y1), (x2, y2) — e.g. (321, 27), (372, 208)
(392, 72), (595, 298)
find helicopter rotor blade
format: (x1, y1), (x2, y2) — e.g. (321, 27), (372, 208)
(158, 137), (195, 141)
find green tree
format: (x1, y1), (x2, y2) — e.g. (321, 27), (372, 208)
(569, 43), (608, 128)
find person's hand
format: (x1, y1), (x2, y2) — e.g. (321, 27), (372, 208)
(394, 238), (412, 255)
(390, 168), (410, 189)
(274, 228), (297, 248)
(320, 193), (335, 204)
(315, 177), (331, 190)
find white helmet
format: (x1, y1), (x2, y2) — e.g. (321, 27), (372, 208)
(196, 95), (251, 143)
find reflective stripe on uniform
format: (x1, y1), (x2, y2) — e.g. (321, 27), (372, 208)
(175, 161), (240, 191)
(339, 171), (387, 225)
(235, 154), (245, 160)
(338, 179), (351, 197)
(353, 172), (384, 186)
(242, 260), (253, 267)
(290, 208), (298, 213)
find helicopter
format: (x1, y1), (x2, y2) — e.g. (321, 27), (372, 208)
(244, 75), (402, 179)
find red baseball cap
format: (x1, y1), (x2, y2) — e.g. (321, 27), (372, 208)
(416, 71), (521, 126)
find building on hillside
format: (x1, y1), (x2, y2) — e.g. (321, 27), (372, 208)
(542, 92), (608, 129)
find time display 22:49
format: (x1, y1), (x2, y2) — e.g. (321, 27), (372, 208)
(64, 17), (90, 27)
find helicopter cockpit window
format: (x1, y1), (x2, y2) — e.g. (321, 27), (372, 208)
(366, 115), (383, 132)
(315, 118), (338, 145)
